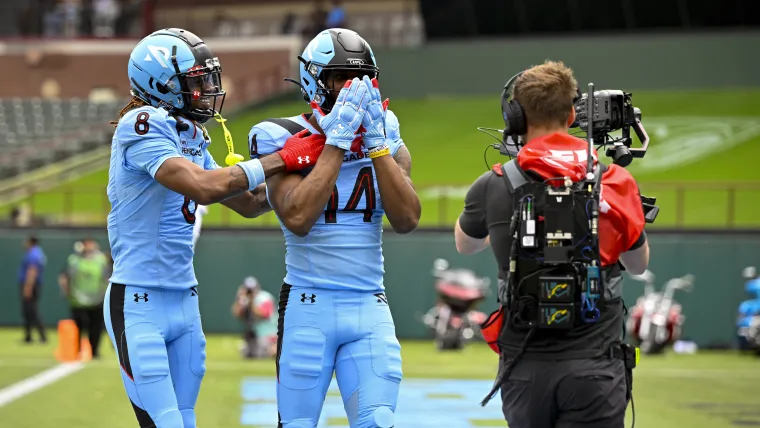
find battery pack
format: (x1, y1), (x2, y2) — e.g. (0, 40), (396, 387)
(539, 275), (575, 303)
(539, 303), (575, 329)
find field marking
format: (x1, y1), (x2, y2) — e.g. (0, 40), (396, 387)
(0, 362), (84, 407)
(1, 357), (757, 380)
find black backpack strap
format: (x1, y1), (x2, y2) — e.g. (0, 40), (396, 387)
(501, 160), (531, 193)
(263, 118), (307, 136)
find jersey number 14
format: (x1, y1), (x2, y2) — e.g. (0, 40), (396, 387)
(325, 166), (376, 223)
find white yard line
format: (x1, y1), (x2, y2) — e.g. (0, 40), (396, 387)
(0, 362), (84, 407)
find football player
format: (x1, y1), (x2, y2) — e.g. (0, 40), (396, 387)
(104, 28), (325, 428)
(248, 28), (421, 428)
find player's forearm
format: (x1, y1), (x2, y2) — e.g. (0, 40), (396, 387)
(195, 156), (286, 205)
(372, 153), (420, 234)
(279, 146), (344, 236)
(221, 183), (272, 218)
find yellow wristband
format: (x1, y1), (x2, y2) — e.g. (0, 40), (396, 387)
(369, 146), (390, 159)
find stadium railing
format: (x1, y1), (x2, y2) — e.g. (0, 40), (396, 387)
(5, 182), (760, 229)
(0, 97), (125, 179)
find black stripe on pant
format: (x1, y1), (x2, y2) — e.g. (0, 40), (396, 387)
(276, 283), (292, 428)
(109, 283), (156, 428)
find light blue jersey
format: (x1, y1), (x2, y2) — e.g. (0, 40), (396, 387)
(107, 106), (219, 289)
(249, 111), (404, 292)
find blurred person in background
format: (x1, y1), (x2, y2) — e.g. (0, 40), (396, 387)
(58, 238), (110, 359)
(19, 235), (47, 344)
(231, 276), (277, 359)
(103, 28), (324, 427)
(455, 61), (649, 427)
(326, 0), (346, 28)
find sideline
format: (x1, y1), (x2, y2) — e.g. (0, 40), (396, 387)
(0, 362), (84, 407)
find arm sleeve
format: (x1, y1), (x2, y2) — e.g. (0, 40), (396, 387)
(458, 171), (491, 239)
(385, 110), (406, 157)
(118, 108), (182, 178)
(248, 122), (288, 159)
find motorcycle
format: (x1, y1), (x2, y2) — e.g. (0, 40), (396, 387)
(737, 266), (760, 354)
(625, 270), (694, 355)
(422, 259), (490, 351)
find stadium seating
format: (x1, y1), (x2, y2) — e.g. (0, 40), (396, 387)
(0, 98), (125, 179)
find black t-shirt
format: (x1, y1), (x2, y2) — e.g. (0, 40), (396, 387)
(459, 168), (645, 359)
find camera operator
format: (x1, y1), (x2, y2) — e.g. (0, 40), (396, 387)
(231, 276), (277, 359)
(454, 61), (650, 427)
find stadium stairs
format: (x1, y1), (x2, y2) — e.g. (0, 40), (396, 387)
(0, 97), (125, 207)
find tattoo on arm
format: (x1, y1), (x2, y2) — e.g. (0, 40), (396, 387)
(228, 165), (251, 194)
(394, 146), (414, 188)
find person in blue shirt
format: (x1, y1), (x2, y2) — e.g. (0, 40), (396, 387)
(19, 235), (47, 344)
(248, 28), (421, 428)
(103, 28), (327, 428)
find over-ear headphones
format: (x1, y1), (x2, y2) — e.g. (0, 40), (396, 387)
(501, 71), (526, 138)
(501, 71), (583, 137)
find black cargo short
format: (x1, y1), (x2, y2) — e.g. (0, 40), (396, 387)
(499, 356), (628, 428)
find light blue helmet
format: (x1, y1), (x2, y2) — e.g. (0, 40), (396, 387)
(287, 28), (378, 113)
(127, 28), (225, 123)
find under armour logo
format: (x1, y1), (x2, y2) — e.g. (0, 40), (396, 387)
(190, 286), (198, 297)
(374, 293), (388, 304)
(298, 156), (310, 165)
(300, 293), (316, 303)
(134, 293), (149, 302)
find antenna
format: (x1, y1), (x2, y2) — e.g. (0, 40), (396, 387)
(585, 83), (595, 182)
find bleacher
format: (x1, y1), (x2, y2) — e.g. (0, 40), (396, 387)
(0, 98), (124, 179)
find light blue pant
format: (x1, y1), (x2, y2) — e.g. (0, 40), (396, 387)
(276, 285), (403, 428)
(103, 283), (206, 428)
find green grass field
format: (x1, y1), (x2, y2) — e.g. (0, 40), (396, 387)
(0, 328), (758, 427)
(2, 89), (759, 228)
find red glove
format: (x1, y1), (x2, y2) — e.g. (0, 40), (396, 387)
(278, 129), (326, 171)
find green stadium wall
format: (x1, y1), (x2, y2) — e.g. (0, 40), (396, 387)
(374, 31), (760, 97)
(1, 228), (758, 348)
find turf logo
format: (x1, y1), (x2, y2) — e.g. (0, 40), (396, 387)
(626, 116), (760, 172)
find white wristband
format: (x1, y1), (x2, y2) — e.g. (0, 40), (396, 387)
(236, 159), (265, 191)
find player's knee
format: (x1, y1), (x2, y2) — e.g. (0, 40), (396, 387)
(358, 406), (394, 428)
(152, 408), (183, 428)
(179, 408), (196, 428)
(281, 419), (318, 428)
(132, 332), (170, 384)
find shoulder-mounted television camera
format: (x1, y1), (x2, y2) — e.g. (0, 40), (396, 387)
(571, 90), (649, 168)
(477, 76), (659, 224)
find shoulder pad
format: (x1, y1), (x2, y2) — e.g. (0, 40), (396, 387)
(116, 106), (177, 147)
(491, 163), (504, 176)
(248, 120), (289, 158)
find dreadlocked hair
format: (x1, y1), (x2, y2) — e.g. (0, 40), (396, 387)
(110, 96), (149, 127)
